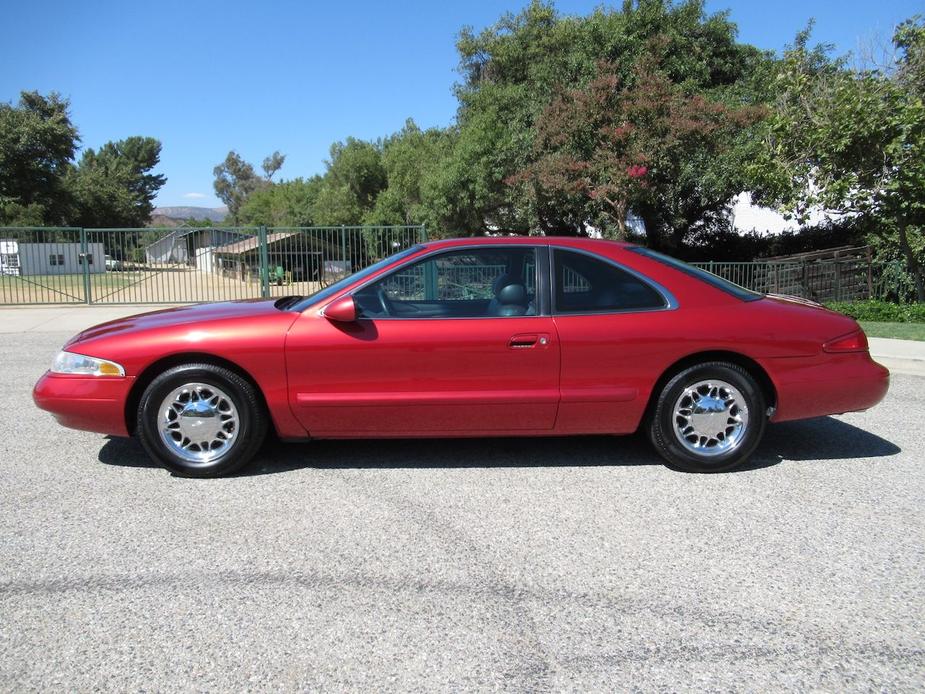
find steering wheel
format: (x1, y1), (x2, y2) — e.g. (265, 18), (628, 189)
(376, 286), (393, 316)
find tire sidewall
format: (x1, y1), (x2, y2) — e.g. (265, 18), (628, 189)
(652, 362), (766, 473)
(137, 365), (262, 477)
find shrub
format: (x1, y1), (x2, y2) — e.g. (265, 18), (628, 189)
(825, 300), (925, 323)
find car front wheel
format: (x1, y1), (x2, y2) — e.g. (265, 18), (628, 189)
(648, 361), (767, 473)
(136, 363), (267, 477)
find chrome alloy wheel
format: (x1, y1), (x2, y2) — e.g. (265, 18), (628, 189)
(157, 383), (239, 464)
(672, 379), (749, 457)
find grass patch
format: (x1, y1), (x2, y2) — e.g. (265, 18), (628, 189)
(859, 321), (925, 341)
(826, 300), (925, 323)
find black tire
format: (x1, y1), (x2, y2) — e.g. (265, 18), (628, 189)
(647, 361), (767, 473)
(136, 363), (268, 478)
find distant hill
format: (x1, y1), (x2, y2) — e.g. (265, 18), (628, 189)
(152, 206), (228, 223)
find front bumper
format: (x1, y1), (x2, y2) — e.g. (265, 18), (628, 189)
(33, 371), (134, 436)
(764, 352), (890, 423)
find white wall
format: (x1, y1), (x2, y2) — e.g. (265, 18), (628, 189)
(195, 247), (213, 272)
(17, 243), (106, 276)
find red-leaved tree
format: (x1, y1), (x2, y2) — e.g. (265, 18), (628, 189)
(511, 46), (764, 244)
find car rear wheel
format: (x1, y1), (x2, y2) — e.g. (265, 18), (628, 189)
(136, 363), (267, 478)
(648, 361), (766, 473)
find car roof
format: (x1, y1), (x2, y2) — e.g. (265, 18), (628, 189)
(420, 236), (637, 251)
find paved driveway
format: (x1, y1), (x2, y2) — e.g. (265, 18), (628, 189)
(1, 331), (923, 691)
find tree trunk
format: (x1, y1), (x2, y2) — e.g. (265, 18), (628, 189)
(896, 221), (925, 302)
(635, 206), (664, 250)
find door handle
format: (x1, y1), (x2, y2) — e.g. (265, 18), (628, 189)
(509, 334), (548, 349)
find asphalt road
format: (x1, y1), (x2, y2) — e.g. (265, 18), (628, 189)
(1, 331), (923, 692)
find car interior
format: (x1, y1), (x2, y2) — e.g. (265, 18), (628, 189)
(354, 248), (538, 319)
(351, 246), (666, 319)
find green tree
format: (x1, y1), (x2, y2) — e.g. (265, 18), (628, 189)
(513, 50), (764, 241)
(237, 176), (322, 226)
(363, 119), (454, 228)
(0, 91), (79, 225)
(261, 151), (286, 180)
(749, 18), (925, 300)
(67, 136), (167, 227)
(312, 138), (386, 225)
(445, 0), (767, 239)
(213, 150), (285, 222)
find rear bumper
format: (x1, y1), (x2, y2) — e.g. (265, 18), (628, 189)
(33, 372), (134, 437)
(764, 352), (890, 423)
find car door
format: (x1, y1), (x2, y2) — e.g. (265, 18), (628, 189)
(285, 244), (560, 436)
(550, 247), (677, 434)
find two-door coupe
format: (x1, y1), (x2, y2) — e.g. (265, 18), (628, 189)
(33, 237), (889, 477)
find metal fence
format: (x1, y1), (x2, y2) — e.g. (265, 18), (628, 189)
(0, 227), (905, 306)
(0, 225), (426, 305)
(690, 258), (897, 303)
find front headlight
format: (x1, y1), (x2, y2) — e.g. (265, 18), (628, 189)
(51, 351), (125, 377)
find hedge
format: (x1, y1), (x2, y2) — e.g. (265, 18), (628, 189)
(825, 300), (925, 323)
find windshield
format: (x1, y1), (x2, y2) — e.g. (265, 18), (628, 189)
(290, 245), (423, 311)
(629, 247), (763, 302)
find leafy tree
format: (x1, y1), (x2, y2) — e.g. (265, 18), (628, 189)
(363, 119), (454, 228)
(312, 138), (386, 225)
(237, 176), (322, 226)
(749, 18), (925, 300)
(0, 91), (79, 225)
(512, 49), (764, 241)
(261, 151), (286, 180)
(67, 136), (167, 227)
(445, 0), (768, 239)
(213, 150), (284, 222)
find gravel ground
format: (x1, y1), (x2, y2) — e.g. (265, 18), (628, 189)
(1, 331), (923, 692)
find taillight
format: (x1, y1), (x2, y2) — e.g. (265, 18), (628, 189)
(823, 330), (868, 353)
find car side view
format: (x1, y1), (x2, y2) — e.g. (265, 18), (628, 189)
(33, 237), (890, 477)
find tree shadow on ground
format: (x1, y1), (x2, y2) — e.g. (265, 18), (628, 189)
(97, 416), (900, 477)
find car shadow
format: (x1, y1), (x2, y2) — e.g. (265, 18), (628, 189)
(97, 416), (900, 477)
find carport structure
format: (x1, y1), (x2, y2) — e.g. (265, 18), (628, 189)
(213, 232), (324, 284)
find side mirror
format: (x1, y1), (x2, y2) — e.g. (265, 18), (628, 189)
(323, 295), (358, 322)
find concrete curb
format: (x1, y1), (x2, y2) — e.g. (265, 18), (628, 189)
(868, 337), (925, 377)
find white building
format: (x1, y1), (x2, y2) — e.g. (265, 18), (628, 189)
(1, 241), (106, 276)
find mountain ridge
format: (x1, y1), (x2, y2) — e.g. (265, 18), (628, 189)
(153, 206), (228, 222)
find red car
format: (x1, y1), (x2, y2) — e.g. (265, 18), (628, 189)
(33, 237), (889, 477)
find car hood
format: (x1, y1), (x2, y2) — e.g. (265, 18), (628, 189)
(66, 298), (293, 347)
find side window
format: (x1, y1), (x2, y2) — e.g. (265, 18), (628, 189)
(554, 249), (666, 313)
(356, 247), (537, 318)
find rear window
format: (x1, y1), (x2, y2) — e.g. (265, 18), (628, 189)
(629, 247), (762, 302)
(554, 249), (666, 313)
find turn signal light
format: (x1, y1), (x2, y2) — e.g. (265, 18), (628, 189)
(823, 330), (868, 353)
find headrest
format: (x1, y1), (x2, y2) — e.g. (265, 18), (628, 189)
(497, 283), (527, 305)
(492, 273), (514, 295)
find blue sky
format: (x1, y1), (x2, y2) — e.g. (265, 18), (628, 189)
(2, 0), (921, 208)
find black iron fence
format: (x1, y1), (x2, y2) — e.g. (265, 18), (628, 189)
(0, 225), (426, 305)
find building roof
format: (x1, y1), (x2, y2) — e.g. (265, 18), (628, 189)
(214, 232), (297, 256)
